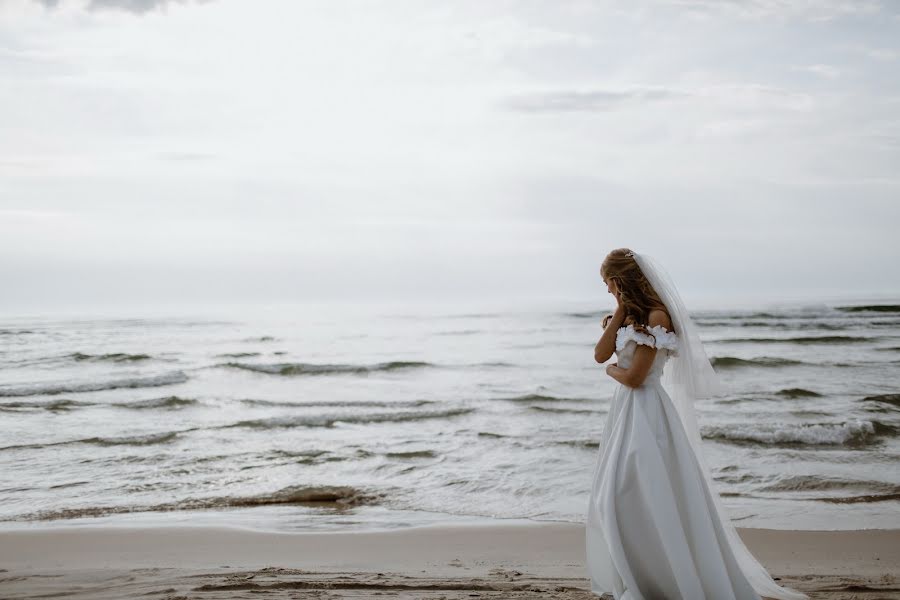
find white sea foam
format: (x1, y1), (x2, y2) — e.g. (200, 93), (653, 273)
(703, 419), (877, 446)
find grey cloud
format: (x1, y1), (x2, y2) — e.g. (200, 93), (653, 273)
(88, 0), (185, 13)
(501, 88), (685, 113)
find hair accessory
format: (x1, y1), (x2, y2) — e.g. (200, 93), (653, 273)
(625, 250), (635, 257)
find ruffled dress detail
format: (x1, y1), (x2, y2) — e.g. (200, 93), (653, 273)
(615, 323), (680, 356)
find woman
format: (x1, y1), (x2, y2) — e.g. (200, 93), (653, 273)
(585, 248), (808, 600)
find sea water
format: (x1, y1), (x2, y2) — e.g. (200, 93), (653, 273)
(1, 298), (898, 532)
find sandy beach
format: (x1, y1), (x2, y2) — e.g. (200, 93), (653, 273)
(0, 522), (897, 599)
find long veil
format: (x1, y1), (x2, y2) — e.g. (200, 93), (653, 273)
(632, 251), (809, 600)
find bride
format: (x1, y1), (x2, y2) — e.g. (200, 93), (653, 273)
(585, 248), (809, 600)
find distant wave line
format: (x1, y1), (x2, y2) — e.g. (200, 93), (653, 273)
(0, 371), (189, 397)
(219, 407), (475, 429)
(221, 361), (432, 376)
(498, 393), (596, 403)
(711, 356), (806, 369)
(0, 428), (198, 452)
(714, 335), (873, 345)
(757, 474), (900, 494)
(835, 304), (900, 313)
(0, 395), (200, 412)
(239, 398), (435, 409)
(70, 352), (153, 362)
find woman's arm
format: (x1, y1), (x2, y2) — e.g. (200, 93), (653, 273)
(606, 345), (657, 387)
(604, 309), (673, 387)
(594, 305), (626, 363)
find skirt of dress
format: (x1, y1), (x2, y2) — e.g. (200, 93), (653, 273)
(585, 378), (762, 600)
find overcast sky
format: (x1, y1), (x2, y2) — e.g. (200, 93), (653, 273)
(2, 0), (899, 313)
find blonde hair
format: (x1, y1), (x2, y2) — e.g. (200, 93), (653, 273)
(600, 247), (672, 339)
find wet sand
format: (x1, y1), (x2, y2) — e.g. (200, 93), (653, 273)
(0, 522), (897, 599)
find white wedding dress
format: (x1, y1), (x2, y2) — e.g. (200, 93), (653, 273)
(585, 323), (764, 600)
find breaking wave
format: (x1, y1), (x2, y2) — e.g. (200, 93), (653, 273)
(554, 439), (600, 449)
(702, 419), (885, 447)
(222, 361), (432, 375)
(859, 394), (900, 409)
(0, 371), (189, 397)
(0, 399), (94, 412)
(717, 335), (871, 345)
(757, 475), (900, 493)
(9, 485), (381, 521)
(1, 430), (188, 452)
(711, 356), (806, 369)
(70, 352), (152, 362)
(528, 405), (601, 415)
(384, 450), (438, 459)
(817, 492), (900, 504)
(775, 388), (823, 398)
(239, 398), (435, 409)
(835, 304), (900, 313)
(80, 432), (183, 446)
(111, 396), (200, 409)
(499, 393), (593, 403)
(221, 407), (475, 429)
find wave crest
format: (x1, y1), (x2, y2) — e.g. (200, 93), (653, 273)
(775, 388), (822, 398)
(70, 352), (152, 362)
(239, 398), (434, 409)
(718, 336), (870, 345)
(758, 475), (900, 493)
(222, 407), (474, 429)
(711, 356), (805, 369)
(10, 485), (381, 521)
(835, 304), (900, 313)
(0, 399), (94, 412)
(0, 371), (188, 397)
(112, 396), (199, 409)
(500, 393), (593, 403)
(860, 393), (900, 408)
(702, 419), (883, 447)
(222, 361), (432, 376)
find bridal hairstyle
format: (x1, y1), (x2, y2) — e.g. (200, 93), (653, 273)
(600, 248), (672, 337)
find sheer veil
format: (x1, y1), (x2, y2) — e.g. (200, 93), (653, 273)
(632, 251), (809, 600)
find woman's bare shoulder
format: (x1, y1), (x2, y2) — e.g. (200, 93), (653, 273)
(647, 309), (673, 331)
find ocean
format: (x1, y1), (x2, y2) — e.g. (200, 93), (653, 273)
(1, 299), (898, 532)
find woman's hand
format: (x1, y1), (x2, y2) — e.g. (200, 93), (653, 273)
(606, 362), (618, 377)
(609, 279), (624, 311)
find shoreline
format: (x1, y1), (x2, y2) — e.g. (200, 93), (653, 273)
(1, 522), (897, 599)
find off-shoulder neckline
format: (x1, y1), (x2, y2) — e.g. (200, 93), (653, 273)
(617, 323), (677, 336)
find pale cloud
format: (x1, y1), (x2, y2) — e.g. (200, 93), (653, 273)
(1, 0), (899, 309)
(838, 43), (899, 62)
(861, 47), (899, 61)
(501, 88), (685, 113)
(794, 64), (841, 79)
(155, 151), (216, 162)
